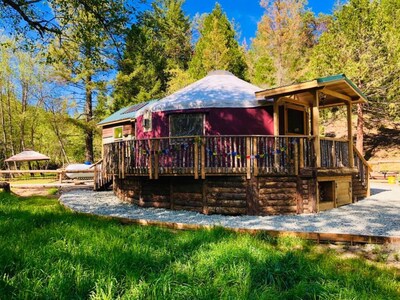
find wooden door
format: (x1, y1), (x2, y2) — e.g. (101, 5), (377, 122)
(336, 180), (352, 207)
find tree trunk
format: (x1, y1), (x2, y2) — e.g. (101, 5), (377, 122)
(84, 74), (94, 163)
(20, 81), (28, 150)
(49, 111), (70, 165)
(356, 103), (364, 155)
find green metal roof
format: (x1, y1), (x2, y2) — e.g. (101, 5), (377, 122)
(98, 100), (156, 126)
(316, 74), (368, 102)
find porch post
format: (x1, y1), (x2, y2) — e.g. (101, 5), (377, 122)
(312, 91), (321, 168)
(273, 98), (279, 136)
(273, 98), (280, 170)
(347, 103), (354, 168)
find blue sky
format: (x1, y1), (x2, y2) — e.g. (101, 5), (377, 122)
(183, 0), (340, 42)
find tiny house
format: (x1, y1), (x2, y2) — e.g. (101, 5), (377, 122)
(96, 71), (370, 215)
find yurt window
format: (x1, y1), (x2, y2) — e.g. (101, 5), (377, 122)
(169, 114), (204, 137)
(142, 110), (152, 132)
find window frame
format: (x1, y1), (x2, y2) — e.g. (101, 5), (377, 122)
(284, 104), (307, 135)
(113, 126), (123, 140)
(169, 113), (205, 138)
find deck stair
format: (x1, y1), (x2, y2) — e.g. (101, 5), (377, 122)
(353, 147), (371, 197)
(93, 159), (113, 191)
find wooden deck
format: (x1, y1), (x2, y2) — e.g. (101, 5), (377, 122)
(93, 135), (370, 215)
(100, 135), (316, 180)
(98, 135), (367, 177)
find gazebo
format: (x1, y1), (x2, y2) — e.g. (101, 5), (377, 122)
(4, 149), (50, 170)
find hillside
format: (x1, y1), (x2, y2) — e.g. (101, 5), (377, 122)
(321, 111), (400, 162)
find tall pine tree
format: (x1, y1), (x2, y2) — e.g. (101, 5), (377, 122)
(113, 0), (192, 110)
(188, 3), (247, 80)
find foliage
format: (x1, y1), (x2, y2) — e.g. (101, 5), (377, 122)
(310, 0), (400, 117)
(113, 0), (192, 111)
(0, 0), (129, 43)
(1, 192), (400, 299)
(188, 3), (247, 80)
(308, 0), (400, 153)
(47, 0), (127, 162)
(248, 0), (318, 87)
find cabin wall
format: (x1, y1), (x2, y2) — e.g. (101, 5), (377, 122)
(113, 174), (314, 216)
(102, 122), (135, 144)
(135, 107), (274, 139)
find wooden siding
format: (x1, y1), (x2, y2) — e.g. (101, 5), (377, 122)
(102, 122), (134, 138)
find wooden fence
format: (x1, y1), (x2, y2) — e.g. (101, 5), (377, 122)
(0, 169), (94, 183)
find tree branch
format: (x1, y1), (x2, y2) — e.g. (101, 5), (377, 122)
(2, 0), (62, 36)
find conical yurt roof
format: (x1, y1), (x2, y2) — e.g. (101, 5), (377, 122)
(151, 71), (268, 112)
(4, 150), (50, 162)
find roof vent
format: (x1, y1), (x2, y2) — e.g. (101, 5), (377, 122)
(207, 70), (234, 76)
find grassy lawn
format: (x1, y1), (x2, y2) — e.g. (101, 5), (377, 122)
(0, 192), (399, 299)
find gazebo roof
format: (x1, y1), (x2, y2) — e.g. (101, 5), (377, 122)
(151, 70), (269, 112)
(4, 150), (50, 162)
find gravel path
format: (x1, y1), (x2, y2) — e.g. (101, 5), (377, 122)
(59, 183), (400, 238)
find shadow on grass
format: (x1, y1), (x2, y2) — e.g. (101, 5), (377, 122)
(0, 192), (399, 299)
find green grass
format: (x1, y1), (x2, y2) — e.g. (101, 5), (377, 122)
(0, 192), (399, 299)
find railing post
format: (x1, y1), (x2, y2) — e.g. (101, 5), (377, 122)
(332, 141), (336, 167)
(121, 142), (125, 179)
(313, 91), (321, 168)
(246, 137), (251, 179)
(299, 138), (304, 169)
(94, 164), (98, 189)
(347, 103), (354, 168)
(154, 140), (159, 180)
(201, 137), (206, 179)
(148, 140), (153, 179)
(253, 137), (258, 177)
(294, 142), (299, 176)
(194, 139), (199, 179)
(274, 137), (279, 172)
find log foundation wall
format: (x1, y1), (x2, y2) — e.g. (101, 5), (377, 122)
(114, 175), (320, 216)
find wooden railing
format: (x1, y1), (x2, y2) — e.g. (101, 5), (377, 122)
(103, 135), (315, 179)
(92, 159), (113, 190)
(320, 138), (349, 168)
(353, 147), (371, 188)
